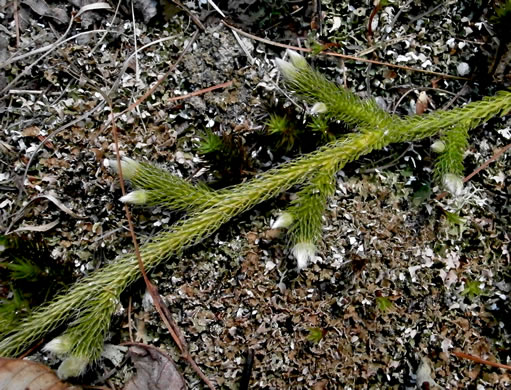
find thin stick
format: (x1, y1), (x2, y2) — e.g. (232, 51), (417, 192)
(367, 1), (382, 46)
(13, 0), (20, 47)
(0, 29), (107, 94)
(222, 21), (470, 81)
(89, 0), (122, 56)
(130, 0), (140, 84)
(107, 35), (178, 98)
(111, 100), (215, 389)
(1, 4), (82, 67)
(105, 31), (199, 127)
(462, 142), (511, 184)
(108, 32), (215, 389)
(452, 350), (511, 370)
(128, 296), (134, 343)
(4, 101), (106, 235)
(18, 339), (44, 359)
(154, 293), (217, 389)
(167, 80), (233, 103)
(204, 0), (253, 64)
(232, 29), (254, 64)
(207, 0), (225, 17)
(169, 0), (205, 30)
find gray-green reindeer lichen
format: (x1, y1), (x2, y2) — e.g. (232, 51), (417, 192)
(1, 50), (510, 378)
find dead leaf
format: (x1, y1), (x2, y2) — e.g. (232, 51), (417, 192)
(21, 0), (51, 17)
(245, 232), (258, 244)
(22, 126), (40, 137)
(124, 344), (186, 390)
(0, 357), (80, 390)
(36, 194), (85, 219)
(37, 136), (55, 150)
(313, 379), (329, 390)
(383, 69), (397, 79)
(75, 2), (112, 19)
(261, 228), (281, 240)
(10, 219), (60, 234)
(21, 0), (69, 24)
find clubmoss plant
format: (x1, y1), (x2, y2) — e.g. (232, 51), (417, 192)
(271, 212), (294, 229)
(286, 169), (337, 269)
(0, 289), (29, 331)
(108, 158), (217, 211)
(0, 50), (510, 375)
(433, 124), (469, 192)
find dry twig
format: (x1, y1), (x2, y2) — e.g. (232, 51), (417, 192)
(436, 142), (511, 201)
(107, 31), (216, 389)
(0, 2), (111, 93)
(167, 80), (233, 103)
(13, 0), (20, 47)
(452, 350), (511, 370)
(222, 21), (470, 81)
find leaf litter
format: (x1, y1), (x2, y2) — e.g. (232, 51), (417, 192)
(0, 357), (80, 390)
(124, 344), (186, 390)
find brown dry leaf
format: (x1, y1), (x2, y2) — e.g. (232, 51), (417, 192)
(124, 345), (186, 390)
(260, 228), (281, 240)
(383, 69), (397, 79)
(0, 358), (80, 390)
(40, 158), (71, 169)
(313, 379), (329, 389)
(22, 126), (40, 137)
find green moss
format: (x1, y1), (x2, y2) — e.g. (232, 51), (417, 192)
(197, 128), (224, 155)
(375, 296), (393, 312)
(307, 327), (325, 343)
(266, 114), (300, 151)
(462, 280), (485, 300)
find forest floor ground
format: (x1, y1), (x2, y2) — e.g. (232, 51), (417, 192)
(1, 0), (511, 388)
